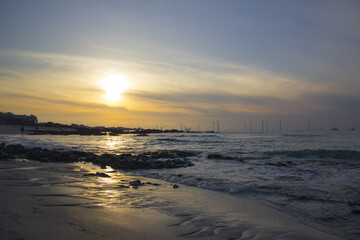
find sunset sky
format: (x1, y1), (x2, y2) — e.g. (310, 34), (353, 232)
(1, 0), (359, 130)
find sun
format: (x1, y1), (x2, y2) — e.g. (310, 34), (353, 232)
(100, 74), (129, 102)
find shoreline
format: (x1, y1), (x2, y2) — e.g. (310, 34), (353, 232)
(0, 124), (76, 135)
(0, 158), (341, 239)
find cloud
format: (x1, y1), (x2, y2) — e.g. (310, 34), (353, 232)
(1, 48), (359, 129)
(0, 92), (128, 112)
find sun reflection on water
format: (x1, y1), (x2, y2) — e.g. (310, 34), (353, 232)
(104, 137), (122, 150)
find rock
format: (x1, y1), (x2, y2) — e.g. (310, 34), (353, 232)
(207, 154), (228, 159)
(129, 180), (143, 189)
(84, 172), (110, 178)
(170, 150), (197, 157)
(141, 150), (197, 159)
(118, 153), (132, 159)
(351, 209), (360, 215)
(98, 153), (119, 163)
(71, 150), (88, 158)
(0, 150), (15, 161)
(207, 154), (243, 162)
(129, 180), (142, 186)
(173, 184), (180, 189)
(266, 161), (295, 167)
(0, 144), (195, 170)
(25, 148), (48, 161)
(4, 144), (27, 154)
(45, 149), (63, 162)
(348, 201), (360, 206)
(60, 151), (78, 162)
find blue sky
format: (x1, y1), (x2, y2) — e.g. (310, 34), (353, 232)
(1, 0), (359, 130)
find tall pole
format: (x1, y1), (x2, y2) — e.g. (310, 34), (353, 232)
(262, 120), (264, 131)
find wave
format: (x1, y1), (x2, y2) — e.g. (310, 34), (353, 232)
(157, 138), (189, 143)
(282, 134), (325, 137)
(1, 137), (67, 150)
(141, 172), (358, 206)
(265, 149), (360, 160)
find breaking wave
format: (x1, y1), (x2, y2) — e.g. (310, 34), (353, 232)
(265, 149), (360, 160)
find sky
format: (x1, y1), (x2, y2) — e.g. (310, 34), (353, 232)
(0, 0), (360, 131)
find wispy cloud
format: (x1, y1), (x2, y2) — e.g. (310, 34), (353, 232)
(1, 48), (359, 129)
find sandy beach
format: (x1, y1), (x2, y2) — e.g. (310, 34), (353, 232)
(0, 125), (27, 135)
(0, 124), (75, 135)
(0, 157), (341, 240)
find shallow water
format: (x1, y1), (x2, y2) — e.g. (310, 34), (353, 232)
(1, 130), (360, 239)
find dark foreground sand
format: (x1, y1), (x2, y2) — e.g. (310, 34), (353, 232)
(0, 159), (341, 240)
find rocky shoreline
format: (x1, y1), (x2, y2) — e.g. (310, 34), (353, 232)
(0, 143), (195, 170)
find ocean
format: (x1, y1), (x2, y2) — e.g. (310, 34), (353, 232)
(1, 130), (360, 239)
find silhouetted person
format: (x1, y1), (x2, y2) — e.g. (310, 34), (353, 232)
(20, 126), (24, 136)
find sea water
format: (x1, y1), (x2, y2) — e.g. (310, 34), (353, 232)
(1, 130), (360, 238)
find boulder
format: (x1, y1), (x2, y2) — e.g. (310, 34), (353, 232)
(4, 144), (27, 154)
(207, 154), (243, 162)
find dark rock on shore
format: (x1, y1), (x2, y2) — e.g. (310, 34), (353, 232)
(25, 147), (51, 161)
(129, 180), (142, 186)
(0, 151), (15, 161)
(84, 172), (111, 178)
(351, 209), (360, 215)
(140, 150), (197, 160)
(207, 154), (244, 162)
(0, 143), (195, 170)
(0, 143), (19, 160)
(71, 150), (91, 159)
(266, 161), (296, 167)
(4, 144), (27, 154)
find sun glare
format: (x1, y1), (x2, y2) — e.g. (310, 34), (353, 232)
(100, 74), (129, 102)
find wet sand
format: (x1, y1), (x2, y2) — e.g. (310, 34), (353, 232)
(0, 158), (341, 240)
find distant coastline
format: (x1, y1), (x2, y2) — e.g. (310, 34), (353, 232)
(0, 123), (184, 136)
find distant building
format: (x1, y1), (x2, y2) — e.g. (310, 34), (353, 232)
(0, 112), (38, 126)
